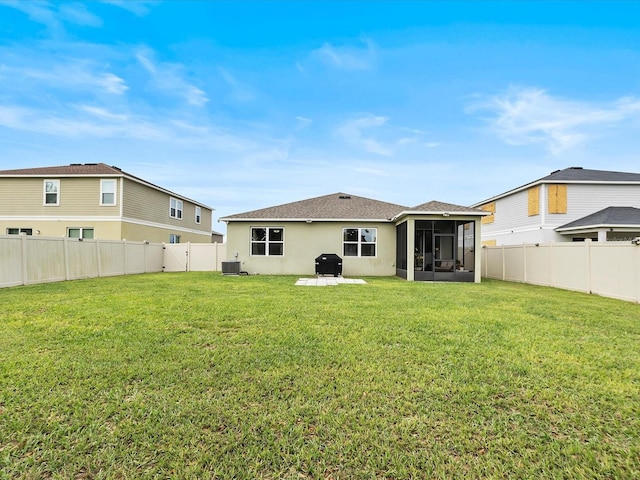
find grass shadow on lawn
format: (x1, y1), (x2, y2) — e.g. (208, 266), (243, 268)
(1, 273), (639, 478)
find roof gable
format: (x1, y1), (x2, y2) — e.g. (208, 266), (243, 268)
(222, 193), (407, 221)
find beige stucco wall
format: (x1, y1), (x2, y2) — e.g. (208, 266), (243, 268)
(226, 221), (397, 276)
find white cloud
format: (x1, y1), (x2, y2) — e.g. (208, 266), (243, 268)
(311, 37), (377, 71)
(469, 86), (640, 154)
(136, 47), (208, 107)
(58, 3), (103, 27)
(100, 0), (157, 16)
(336, 114), (394, 156)
(2, 1), (103, 36)
(0, 59), (128, 96)
(217, 67), (255, 103)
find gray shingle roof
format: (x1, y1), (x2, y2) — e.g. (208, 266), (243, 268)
(0, 163), (123, 176)
(222, 193), (407, 221)
(472, 167), (640, 207)
(556, 207), (640, 231)
(222, 193), (486, 221)
(409, 200), (480, 213)
(542, 167), (640, 182)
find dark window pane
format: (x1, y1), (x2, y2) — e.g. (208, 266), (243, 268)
(343, 229), (358, 242)
(252, 243), (266, 255)
(269, 228), (283, 241)
(361, 244), (376, 256)
(344, 243), (358, 256)
(269, 243), (283, 256)
(252, 228), (266, 242)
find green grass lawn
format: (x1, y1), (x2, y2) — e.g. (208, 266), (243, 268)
(1, 274), (639, 479)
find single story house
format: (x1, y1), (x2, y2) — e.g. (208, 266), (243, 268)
(221, 192), (489, 282)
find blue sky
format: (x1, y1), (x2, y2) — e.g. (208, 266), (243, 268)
(1, 1), (640, 232)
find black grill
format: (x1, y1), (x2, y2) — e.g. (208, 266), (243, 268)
(315, 253), (342, 277)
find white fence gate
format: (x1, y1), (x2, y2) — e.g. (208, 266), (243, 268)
(162, 242), (227, 272)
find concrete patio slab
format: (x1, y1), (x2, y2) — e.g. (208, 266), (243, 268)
(295, 277), (367, 286)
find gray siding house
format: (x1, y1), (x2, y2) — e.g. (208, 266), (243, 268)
(471, 167), (640, 245)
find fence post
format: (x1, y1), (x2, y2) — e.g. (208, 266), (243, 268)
(501, 244), (506, 281)
(636, 244), (640, 303)
(186, 242), (191, 272)
(549, 242), (554, 288)
(63, 236), (71, 281)
(123, 240), (128, 275)
(96, 238), (102, 277)
(523, 243), (527, 284)
(585, 239), (592, 294)
(21, 234), (28, 286)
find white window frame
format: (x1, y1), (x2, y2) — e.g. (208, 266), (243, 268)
(100, 179), (117, 206)
(343, 227), (377, 257)
(44, 179), (60, 206)
(7, 228), (33, 235)
(170, 197), (183, 220)
(250, 227), (284, 256)
(68, 227), (94, 239)
(169, 233), (181, 244)
(195, 206), (202, 224)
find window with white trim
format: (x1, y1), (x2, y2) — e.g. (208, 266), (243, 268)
(100, 179), (116, 205)
(170, 197), (183, 219)
(251, 227), (284, 256)
(169, 234), (181, 243)
(7, 228), (33, 235)
(343, 227), (377, 257)
(195, 206), (202, 224)
(44, 179), (59, 205)
(68, 227), (94, 239)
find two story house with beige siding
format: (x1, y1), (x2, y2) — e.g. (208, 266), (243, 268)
(471, 167), (640, 245)
(0, 163), (213, 243)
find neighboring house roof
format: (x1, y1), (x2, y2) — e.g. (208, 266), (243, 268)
(471, 167), (640, 207)
(556, 207), (640, 232)
(221, 193), (486, 222)
(0, 163), (213, 210)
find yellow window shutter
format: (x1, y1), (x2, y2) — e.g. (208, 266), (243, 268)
(480, 202), (495, 224)
(528, 186), (540, 216)
(548, 184), (567, 214)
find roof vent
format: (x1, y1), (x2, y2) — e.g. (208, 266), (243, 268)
(70, 163), (82, 166)
(569, 166), (583, 170)
(339, 195), (351, 199)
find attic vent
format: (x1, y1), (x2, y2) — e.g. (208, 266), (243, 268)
(339, 195), (352, 199)
(70, 163), (82, 166)
(569, 166), (583, 170)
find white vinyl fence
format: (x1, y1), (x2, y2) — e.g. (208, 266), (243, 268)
(482, 241), (640, 303)
(0, 235), (227, 288)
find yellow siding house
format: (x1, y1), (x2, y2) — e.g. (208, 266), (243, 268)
(0, 163), (213, 243)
